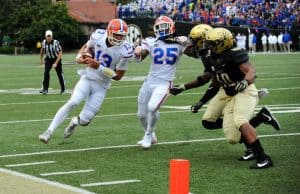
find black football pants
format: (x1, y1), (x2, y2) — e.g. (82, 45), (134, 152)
(43, 58), (65, 91)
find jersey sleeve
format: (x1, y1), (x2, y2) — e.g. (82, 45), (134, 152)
(141, 37), (155, 52)
(116, 42), (135, 71)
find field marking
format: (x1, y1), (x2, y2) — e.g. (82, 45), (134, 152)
(0, 168), (95, 194)
(40, 169), (94, 177)
(0, 133), (299, 158)
(1, 104), (299, 125)
(258, 76), (300, 80)
(81, 179), (141, 187)
(5, 161), (56, 167)
(0, 82), (299, 95)
(0, 86), (300, 107)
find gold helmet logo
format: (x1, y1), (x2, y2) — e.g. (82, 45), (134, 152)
(189, 24), (212, 50)
(206, 28), (234, 54)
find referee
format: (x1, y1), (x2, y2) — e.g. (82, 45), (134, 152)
(40, 30), (65, 94)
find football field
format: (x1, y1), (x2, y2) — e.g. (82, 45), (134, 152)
(0, 53), (299, 194)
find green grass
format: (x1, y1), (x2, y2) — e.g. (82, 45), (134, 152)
(0, 53), (299, 194)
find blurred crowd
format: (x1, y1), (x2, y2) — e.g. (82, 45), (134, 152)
(117, 0), (300, 30)
(235, 30), (292, 52)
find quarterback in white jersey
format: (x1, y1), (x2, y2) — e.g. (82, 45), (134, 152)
(134, 16), (188, 148)
(39, 19), (134, 144)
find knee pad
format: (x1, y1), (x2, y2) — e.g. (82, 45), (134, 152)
(79, 104), (98, 125)
(202, 119), (222, 130)
(137, 103), (147, 119)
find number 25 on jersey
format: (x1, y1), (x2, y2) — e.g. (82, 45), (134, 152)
(153, 47), (178, 65)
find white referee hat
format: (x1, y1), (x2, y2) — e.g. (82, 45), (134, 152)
(45, 30), (53, 37)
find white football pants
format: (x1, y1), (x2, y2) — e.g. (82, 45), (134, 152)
(47, 77), (107, 133)
(137, 76), (172, 133)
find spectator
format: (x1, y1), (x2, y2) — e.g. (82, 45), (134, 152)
(277, 32), (284, 52)
(261, 33), (267, 52)
(282, 31), (292, 52)
(252, 33), (257, 53)
(248, 32), (254, 52)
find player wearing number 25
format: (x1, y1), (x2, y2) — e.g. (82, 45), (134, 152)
(134, 16), (189, 149)
(39, 19), (134, 144)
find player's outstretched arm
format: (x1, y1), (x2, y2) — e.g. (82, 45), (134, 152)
(170, 72), (212, 96)
(134, 46), (149, 62)
(191, 83), (219, 113)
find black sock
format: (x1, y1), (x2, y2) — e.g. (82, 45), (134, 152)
(250, 139), (266, 162)
(240, 135), (252, 151)
(249, 115), (264, 128)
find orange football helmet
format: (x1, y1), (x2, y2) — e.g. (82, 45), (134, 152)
(153, 16), (175, 39)
(107, 19), (128, 46)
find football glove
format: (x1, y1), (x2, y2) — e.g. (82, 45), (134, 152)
(234, 80), (248, 92)
(191, 101), (204, 113)
(169, 84), (185, 96)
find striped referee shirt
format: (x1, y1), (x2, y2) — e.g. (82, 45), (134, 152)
(42, 39), (62, 59)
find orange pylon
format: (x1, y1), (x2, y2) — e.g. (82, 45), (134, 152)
(169, 159), (190, 194)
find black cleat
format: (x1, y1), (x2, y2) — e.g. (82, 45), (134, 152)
(39, 89), (48, 95)
(238, 149), (255, 161)
(258, 107), (281, 131)
(250, 155), (273, 169)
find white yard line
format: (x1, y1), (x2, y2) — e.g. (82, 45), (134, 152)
(0, 168), (95, 194)
(5, 161), (56, 167)
(259, 76), (300, 80)
(1, 104), (299, 125)
(40, 169), (94, 177)
(0, 133), (299, 158)
(81, 179), (141, 187)
(0, 110), (188, 124)
(0, 86), (299, 106)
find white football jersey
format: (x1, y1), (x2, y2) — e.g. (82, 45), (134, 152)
(82, 29), (134, 88)
(141, 37), (186, 81)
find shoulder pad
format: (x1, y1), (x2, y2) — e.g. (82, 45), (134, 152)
(226, 47), (249, 65)
(90, 29), (106, 40)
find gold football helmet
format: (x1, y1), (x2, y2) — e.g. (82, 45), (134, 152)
(205, 28), (234, 54)
(189, 24), (212, 50)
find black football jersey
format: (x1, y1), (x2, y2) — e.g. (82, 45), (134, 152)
(200, 47), (249, 95)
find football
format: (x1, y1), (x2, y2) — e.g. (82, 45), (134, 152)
(82, 48), (94, 59)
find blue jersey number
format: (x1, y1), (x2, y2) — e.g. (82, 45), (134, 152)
(153, 47), (178, 65)
(96, 50), (112, 67)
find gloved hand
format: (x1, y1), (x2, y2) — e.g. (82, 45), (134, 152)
(234, 79), (248, 92)
(191, 101), (204, 113)
(169, 84), (185, 96)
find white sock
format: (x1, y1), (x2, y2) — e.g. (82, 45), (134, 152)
(139, 117), (147, 132)
(146, 111), (159, 133)
(47, 103), (74, 133)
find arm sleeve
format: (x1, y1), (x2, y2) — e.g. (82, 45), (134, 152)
(199, 84), (219, 104)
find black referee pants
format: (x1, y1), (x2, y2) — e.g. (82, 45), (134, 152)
(43, 58), (65, 92)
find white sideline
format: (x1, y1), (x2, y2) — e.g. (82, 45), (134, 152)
(5, 161), (56, 167)
(0, 168), (95, 194)
(40, 169), (94, 177)
(81, 179), (141, 187)
(0, 133), (299, 158)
